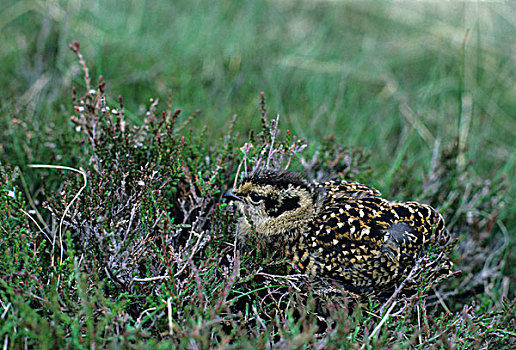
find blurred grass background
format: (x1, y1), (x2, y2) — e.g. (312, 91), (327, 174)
(1, 1), (514, 237)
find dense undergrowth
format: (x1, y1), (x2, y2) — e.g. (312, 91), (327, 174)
(0, 41), (514, 348)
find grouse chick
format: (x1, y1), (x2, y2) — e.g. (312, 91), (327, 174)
(224, 169), (452, 297)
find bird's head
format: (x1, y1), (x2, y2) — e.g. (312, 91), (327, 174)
(224, 170), (316, 240)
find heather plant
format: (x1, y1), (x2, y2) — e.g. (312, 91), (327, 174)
(0, 41), (514, 349)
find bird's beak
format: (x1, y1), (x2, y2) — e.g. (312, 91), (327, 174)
(223, 189), (244, 202)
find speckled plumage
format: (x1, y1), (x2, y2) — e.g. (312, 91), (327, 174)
(225, 169), (452, 297)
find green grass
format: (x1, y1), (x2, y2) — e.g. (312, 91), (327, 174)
(0, 0), (515, 348)
(2, 1), (515, 188)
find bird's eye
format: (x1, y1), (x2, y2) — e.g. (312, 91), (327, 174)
(249, 193), (263, 204)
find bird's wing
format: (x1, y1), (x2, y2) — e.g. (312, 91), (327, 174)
(312, 196), (390, 245)
(305, 197), (449, 289)
(314, 195), (447, 247)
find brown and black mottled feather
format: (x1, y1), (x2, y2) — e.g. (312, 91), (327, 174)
(225, 170), (452, 298)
